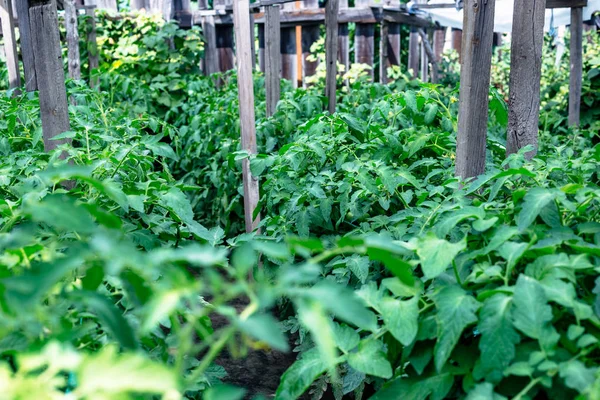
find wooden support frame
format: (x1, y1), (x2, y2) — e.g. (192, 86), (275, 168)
(355, 0), (375, 80)
(233, 0), (261, 233)
(380, 0), (401, 84)
(325, 0), (339, 114)
(280, 2), (297, 86)
(455, 0), (496, 179)
(65, 0), (82, 80)
(265, 4), (281, 116)
(546, 0), (587, 8)
(16, 0), (37, 91)
(301, 0), (320, 84)
(85, 5), (99, 88)
(337, 0), (349, 73)
(569, 7), (583, 126)
(0, 0), (20, 90)
(408, 27), (419, 78)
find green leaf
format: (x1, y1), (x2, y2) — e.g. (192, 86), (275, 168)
(412, 233), (467, 280)
(371, 373), (453, 400)
(516, 188), (562, 232)
(237, 314), (289, 352)
(434, 206), (485, 237)
(333, 323), (360, 353)
(348, 339), (392, 379)
(478, 294), (520, 380)
(27, 194), (96, 234)
(275, 348), (328, 400)
(298, 300), (338, 374)
(346, 255), (370, 284)
(204, 385), (246, 400)
(558, 360), (597, 393)
(381, 296), (419, 346)
(510, 275), (553, 340)
(466, 383), (506, 400)
(433, 286), (480, 372)
(424, 103), (438, 125)
(404, 91), (418, 113)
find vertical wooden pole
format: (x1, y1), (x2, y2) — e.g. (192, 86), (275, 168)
(258, 23), (266, 73)
(250, 12), (256, 70)
(0, 0), (20, 90)
(233, 0), (260, 233)
(455, 0), (496, 179)
(85, 6), (99, 88)
(202, 15), (219, 75)
(380, 20), (390, 84)
(506, 0), (546, 159)
(420, 30), (429, 82)
(338, 0), (349, 72)
(418, 29), (439, 84)
(354, 0), (374, 80)
(408, 27), (419, 78)
(16, 0), (37, 91)
(295, 1), (302, 87)
(380, 0), (401, 84)
(29, 0), (71, 152)
(265, 5), (281, 117)
(86, 0), (117, 11)
(131, 0), (148, 11)
(65, 0), (81, 80)
(569, 7), (583, 127)
(326, 0), (339, 114)
(214, 0), (235, 72)
(434, 27), (446, 62)
(281, 2), (297, 86)
(174, 0), (192, 27)
(301, 0), (320, 85)
(451, 27), (462, 60)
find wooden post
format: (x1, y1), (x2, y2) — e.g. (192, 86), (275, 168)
(506, 0), (546, 159)
(408, 27), (419, 78)
(28, 0), (71, 152)
(434, 27), (446, 62)
(214, 0), (235, 72)
(325, 0), (339, 114)
(418, 29), (439, 84)
(65, 0), (81, 80)
(280, 2), (297, 86)
(338, 0), (349, 72)
(85, 6), (99, 88)
(0, 0), (20, 90)
(233, 0), (260, 233)
(258, 23), (266, 72)
(569, 7), (583, 127)
(250, 12), (256, 70)
(265, 4), (281, 117)
(420, 30), (429, 82)
(131, 0), (148, 11)
(301, 0), (319, 84)
(202, 15), (219, 75)
(16, 0), (37, 91)
(455, 0), (496, 179)
(354, 0), (374, 80)
(380, 0), (401, 84)
(451, 27), (462, 60)
(380, 20), (390, 84)
(86, 0), (117, 11)
(174, 0), (192, 27)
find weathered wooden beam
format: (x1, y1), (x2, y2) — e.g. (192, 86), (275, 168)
(380, 0), (401, 84)
(301, 0), (319, 83)
(546, 0), (586, 9)
(16, 0), (37, 91)
(0, 0), (20, 90)
(258, 22), (266, 72)
(433, 27), (446, 62)
(338, 0), (349, 72)
(408, 27), (419, 78)
(174, 0), (192, 27)
(418, 28), (439, 83)
(130, 0), (148, 11)
(85, 6), (99, 88)
(451, 27), (462, 60)
(325, 0), (339, 113)
(265, 4), (280, 116)
(455, 0), (496, 179)
(280, 2), (297, 86)
(506, 0), (547, 159)
(355, 0), (374, 80)
(233, 0), (261, 233)
(29, 0), (71, 152)
(202, 15), (219, 75)
(569, 7), (583, 126)
(65, 0), (81, 80)
(215, 0), (235, 72)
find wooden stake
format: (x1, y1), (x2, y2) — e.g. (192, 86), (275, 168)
(85, 6), (99, 88)
(16, 0), (37, 91)
(408, 27), (419, 78)
(380, 0), (401, 84)
(506, 0), (546, 159)
(455, 0), (496, 179)
(451, 27), (462, 61)
(214, 0), (235, 72)
(202, 15), (220, 75)
(354, 0), (374, 80)
(418, 29), (439, 84)
(420, 29), (429, 82)
(433, 27), (446, 62)
(258, 23), (266, 72)
(380, 20), (390, 84)
(65, 0), (81, 80)
(0, 0), (20, 90)
(569, 7), (583, 127)
(325, 0), (339, 114)
(265, 4), (281, 117)
(337, 0), (349, 73)
(29, 0), (71, 152)
(301, 0), (319, 85)
(280, 2), (297, 86)
(233, 0), (260, 233)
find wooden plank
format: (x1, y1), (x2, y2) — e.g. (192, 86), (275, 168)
(65, 0), (81, 80)
(174, 0), (192, 27)
(420, 30), (429, 81)
(265, 4), (280, 116)
(301, 0), (319, 83)
(233, 0), (261, 233)
(546, 0), (586, 8)
(408, 27), (419, 78)
(433, 27), (445, 62)
(280, 2), (297, 86)
(451, 27), (462, 61)
(380, 20), (389, 84)
(569, 7), (583, 126)
(455, 0), (496, 179)
(16, 0), (37, 91)
(0, 0), (20, 90)
(29, 0), (71, 152)
(85, 6), (99, 88)
(250, 12), (256, 69)
(215, 0), (235, 72)
(355, 0), (374, 80)
(338, 0), (349, 72)
(130, 0), (148, 11)
(418, 28), (438, 83)
(380, 0), (401, 83)
(506, 0), (546, 159)
(85, 0), (117, 11)
(258, 22), (266, 72)
(202, 15), (220, 75)
(325, 0), (339, 113)
(382, 9), (432, 27)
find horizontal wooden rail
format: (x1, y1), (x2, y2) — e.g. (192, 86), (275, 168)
(546, 0), (587, 8)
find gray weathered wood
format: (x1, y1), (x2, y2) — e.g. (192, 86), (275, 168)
(325, 0), (339, 113)
(420, 30), (429, 81)
(85, 0), (117, 11)
(174, 0), (192, 27)
(338, 0), (349, 72)
(29, 0), (71, 152)
(546, 0), (586, 8)
(380, 20), (389, 84)
(301, 0), (319, 83)
(418, 28), (439, 83)
(455, 0), (496, 179)
(233, 0), (260, 233)
(65, 0), (81, 80)
(202, 15), (220, 75)
(569, 7), (583, 127)
(250, 12), (256, 69)
(280, 1), (297, 86)
(265, 4), (281, 116)
(214, 0), (235, 72)
(0, 0), (20, 90)
(380, 0), (401, 84)
(16, 0), (37, 91)
(131, 0), (148, 11)
(408, 27), (419, 78)
(451, 27), (462, 60)
(433, 27), (445, 62)
(506, 0), (546, 159)
(354, 0), (374, 80)
(85, 6), (99, 88)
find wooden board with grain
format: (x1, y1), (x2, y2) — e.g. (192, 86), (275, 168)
(354, 0), (374, 80)
(569, 7), (583, 126)
(65, 0), (81, 80)
(265, 4), (281, 116)
(16, 0), (37, 91)
(326, 0), (339, 113)
(0, 0), (21, 90)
